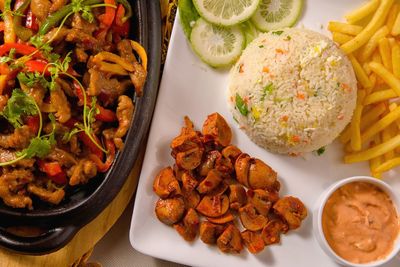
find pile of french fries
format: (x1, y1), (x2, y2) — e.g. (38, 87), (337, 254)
(328, 0), (400, 178)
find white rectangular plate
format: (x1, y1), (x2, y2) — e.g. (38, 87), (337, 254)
(130, 1), (400, 266)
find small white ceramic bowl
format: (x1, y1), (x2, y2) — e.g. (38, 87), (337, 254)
(313, 176), (400, 267)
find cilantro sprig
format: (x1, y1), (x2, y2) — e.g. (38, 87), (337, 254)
(0, 89), (39, 128)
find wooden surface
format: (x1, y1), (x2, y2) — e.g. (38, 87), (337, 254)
(0, 150), (144, 267)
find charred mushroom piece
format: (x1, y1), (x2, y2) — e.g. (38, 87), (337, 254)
(199, 221), (226, 245)
(197, 169), (222, 194)
(247, 189), (272, 216)
(222, 145), (242, 163)
(196, 194), (229, 218)
(202, 113), (232, 146)
(174, 208), (200, 241)
(239, 204), (268, 231)
(229, 184), (247, 210)
(197, 150), (220, 177)
(155, 197), (185, 225)
(182, 189), (201, 209)
(181, 171), (198, 192)
(176, 147), (203, 170)
(217, 225), (243, 253)
(207, 211), (235, 224)
(261, 219), (288, 245)
(173, 164), (184, 181)
(248, 159), (277, 190)
(170, 117), (202, 154)
(235, 153), (251, 187)
(215, 154), (234, 174)
(241, 230), (265, 254)
(273, 196), (307, 230)
(153, 167), (181, 199)
(208, 182), (228, 196)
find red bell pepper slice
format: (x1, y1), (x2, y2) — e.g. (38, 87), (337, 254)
(0, 22), (4, 32)
(73, 81), (117, 122)
(88, 138), (115, 172)
(25, 59), (50, 75)
(38, 161), (67, 184)
(78, 132), (104, 161)
(25, 10), (39, 31)
(99, 0), (116, 29)
(25, 115), (40, 134)
(0, 63), (10, 75)
(0, 43), (41, 58)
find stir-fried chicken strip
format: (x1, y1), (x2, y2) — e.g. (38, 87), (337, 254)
(69, 159), (97, 186)
(0, 95), (8, 112)
(27, 184), (65, 205)
(114, 95), (134, 149)
(0, 169), (34, 209)
(0, 149), (35, 168)
(50, 85), (71, 123)
(49, 0), (67, 12)
(0, 126), (34, 149)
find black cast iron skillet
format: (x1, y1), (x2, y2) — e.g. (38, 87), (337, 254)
(0, 0), (161, 255)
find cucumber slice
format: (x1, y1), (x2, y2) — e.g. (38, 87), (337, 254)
(251, 0), (303, 32)
(192, 0), (261, 26)
(190, 18), (245, 68)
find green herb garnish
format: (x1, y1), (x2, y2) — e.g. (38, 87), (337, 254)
(272, 30), (284, 36)
(0, 89), (39, 128)
(235, 93), (249, 116)
(261, 82), (274, 101)
(316, 147), (326, 156)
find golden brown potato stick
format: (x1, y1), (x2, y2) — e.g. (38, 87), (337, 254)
(378, 38), (392, 71)
(328, 21), (363, 35)
(382, 124), (396, 160)
(359, 26), (389, 62)
(341, 0), (394, 54)
(392, 44), (400, 78)
(364, 89), (397, 105)
(374, 157), (400, 172)
(391, 10), (400, 35)
(386, 4), (400, 30)
(332, 32), (353, 45)
(361, 105), (400, 144)
(350, 90), (366, 151)
(344, 134), (400, 163)
(369, 134), (383, 179)
(345, 0), (380, 24)
(349, 54), (372, 89)
(370, 62), (400, 95)
(340, 103), (386, 144)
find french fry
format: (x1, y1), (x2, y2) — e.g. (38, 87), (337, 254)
(386, 4), (400, 30)
(389, 102), (400, 129)
(360, 26), (389, 62)
(345, 0), (380, 24)
(349, 54), (372, 89)
(363, 62), (372, 75)
(391, 10), (400, 35)
(369, 134), (383, 178)
(328, 21), (363, 35)
(344, 134), (400, 163)
(378, 38), (392, 71)
(350, 90), (366, 151)
(374, 156), (400, 172)
(392, 44), (400, 78)
(364, 89), (397, 105)
(361, 105), (400, 143)
(382, 124), (396, 160)
(370, 62), (400, 95)
(340, 103), (386, 144)
(341, 0), (395, 54)
(332, 32), (353, 45)
(387, 37), (396, 48)
(372, 48), (383, 63)
(369, 73), (377, 90)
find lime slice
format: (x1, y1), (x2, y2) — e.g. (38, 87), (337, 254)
(251, 0), (303, 32)
(190, 18), (245, 68)
(192, 0), (261, 26)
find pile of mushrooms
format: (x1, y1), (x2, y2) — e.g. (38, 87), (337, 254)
(153, 113), (307, 254)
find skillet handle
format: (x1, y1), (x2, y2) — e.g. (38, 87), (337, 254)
(0, 225), (77, 255)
